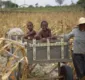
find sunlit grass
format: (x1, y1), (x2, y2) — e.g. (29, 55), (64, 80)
(0, 10), (85, 37)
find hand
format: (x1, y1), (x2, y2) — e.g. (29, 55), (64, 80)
(41, 38), (47, 42)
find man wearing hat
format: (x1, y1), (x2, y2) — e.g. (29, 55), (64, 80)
(64, 17), (85, 80)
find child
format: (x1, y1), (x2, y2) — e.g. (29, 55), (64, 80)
(35, 20), (56, 41)
(63, 17), (85, 80)
(24, 22), (36, 40)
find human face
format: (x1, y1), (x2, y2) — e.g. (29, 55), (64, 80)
(79, 24), (85, 31)
(41, 22), (48, 31)
(27, 22), (33, 31)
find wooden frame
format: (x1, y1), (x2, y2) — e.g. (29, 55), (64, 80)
(27, 39), (72, 64)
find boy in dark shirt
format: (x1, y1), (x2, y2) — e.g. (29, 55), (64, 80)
(24, 22), (36, 40)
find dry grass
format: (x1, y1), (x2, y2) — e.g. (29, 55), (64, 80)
(0, 11), (85, 37)
(0, 10), (85, 80)
(0, 38), (28, 80)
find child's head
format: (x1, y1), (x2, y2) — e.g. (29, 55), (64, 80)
(27, 22), (33, 31)
(41, 21), (48, 31)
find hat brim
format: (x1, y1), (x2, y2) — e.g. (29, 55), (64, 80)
(78, 23), (85, 25)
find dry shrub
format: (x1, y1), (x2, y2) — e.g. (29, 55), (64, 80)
(0, 11), (85, 37)
(0, 38), (28, 80)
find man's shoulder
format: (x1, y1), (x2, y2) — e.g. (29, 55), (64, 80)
(72, 26), (79, 31)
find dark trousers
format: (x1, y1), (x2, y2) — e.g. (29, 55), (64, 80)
(72, 54), (85, 79)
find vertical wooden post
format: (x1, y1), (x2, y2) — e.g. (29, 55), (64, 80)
(61, 38), (64, 59)
(58, 62), (60, 77)
(47, 39), (50, 60)
(33, 39), (36, 60)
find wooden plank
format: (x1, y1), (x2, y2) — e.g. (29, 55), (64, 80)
(29, 42), (68, 47)
(27, 76), (63, 80)
(27, 39), (71, 63)
(47, 39), (50, 60)
(33, 39), (36, 60)
(61, 38), (64, 59)
(58, 62), (60, 77)
(30, 59), (72, 63)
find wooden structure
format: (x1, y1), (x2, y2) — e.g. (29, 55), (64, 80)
(5, 33), (73, 80)
(24, 39), (73, 80)
(27, 39), (72, 64)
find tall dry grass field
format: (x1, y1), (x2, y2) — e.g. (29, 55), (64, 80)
(0, 10), (85, 80)
(0, 11), (85, 37)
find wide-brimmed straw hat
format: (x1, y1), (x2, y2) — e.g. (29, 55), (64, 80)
(78, 17), (85, 25)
